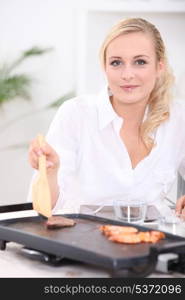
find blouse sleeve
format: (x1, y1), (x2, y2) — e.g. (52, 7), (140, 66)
(47, 99), (81, 212)
(27, 98), (81, 213)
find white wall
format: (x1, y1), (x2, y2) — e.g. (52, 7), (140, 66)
(0, 0), (77, 205)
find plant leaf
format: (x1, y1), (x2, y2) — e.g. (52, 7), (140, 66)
(4, 46), (53, 75)
(0, 74), (32, 103)
(0, 142), (29, 151)
(48, 90), (76, 108)
(22, 46), (53, 57)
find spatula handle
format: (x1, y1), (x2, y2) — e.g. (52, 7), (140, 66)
(37, 134), (47, 176)
(37, 133), (45, 148)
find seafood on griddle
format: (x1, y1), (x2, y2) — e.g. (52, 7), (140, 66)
(99, 224), (165, 244)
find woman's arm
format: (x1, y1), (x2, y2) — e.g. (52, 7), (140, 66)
(28, 139), (60, 209)
(28, 99), (80, 211)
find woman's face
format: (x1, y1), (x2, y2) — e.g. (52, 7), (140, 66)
(105, 32), (163, 106)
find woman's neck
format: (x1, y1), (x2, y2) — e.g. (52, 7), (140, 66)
(110, 96), (148, 130)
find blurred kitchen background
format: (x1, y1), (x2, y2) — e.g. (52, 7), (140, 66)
(0, 0), (185, 205)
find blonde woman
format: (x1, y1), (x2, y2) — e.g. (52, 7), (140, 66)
(28, 18), (185, 215)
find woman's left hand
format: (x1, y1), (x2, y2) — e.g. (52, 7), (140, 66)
(175, 195), (185, 214)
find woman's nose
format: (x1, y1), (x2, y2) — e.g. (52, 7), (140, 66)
(120, 66), (134, 81)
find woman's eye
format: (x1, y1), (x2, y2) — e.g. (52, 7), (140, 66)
(110, 60), (122, 67)
(135, 59), (147, 65)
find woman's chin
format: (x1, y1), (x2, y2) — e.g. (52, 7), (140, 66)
(116, 97), (143, 105)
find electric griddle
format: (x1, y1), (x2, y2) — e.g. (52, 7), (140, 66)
(1, 203), (185, 277)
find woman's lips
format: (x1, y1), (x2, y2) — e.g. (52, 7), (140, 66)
(120, 85), (139, 92)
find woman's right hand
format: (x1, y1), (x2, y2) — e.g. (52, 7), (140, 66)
(28, 137), (60, 174)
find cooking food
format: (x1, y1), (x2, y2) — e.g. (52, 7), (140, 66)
(46, 215), (76, 229)
(99, 225), (138, 236)
(99, 225), (165, 244)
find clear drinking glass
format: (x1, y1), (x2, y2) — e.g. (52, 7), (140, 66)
(160, 211), (182, 225)
(158, 209), (185, 235)
(113, 197), (147, 224)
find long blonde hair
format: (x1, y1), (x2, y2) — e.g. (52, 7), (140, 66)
(99, 18), (174, 150)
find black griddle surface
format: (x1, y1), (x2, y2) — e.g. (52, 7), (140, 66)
(0, 214), (185, 271)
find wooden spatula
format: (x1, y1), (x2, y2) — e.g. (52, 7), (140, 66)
(32, 134), (52, 218)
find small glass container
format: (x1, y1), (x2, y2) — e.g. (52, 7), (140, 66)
(113, 198), (147, 224)
(160, 215), (180, 225)
(158, 210), (185, 235)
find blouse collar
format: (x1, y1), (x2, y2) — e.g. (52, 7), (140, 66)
(96, 85), (149, 130)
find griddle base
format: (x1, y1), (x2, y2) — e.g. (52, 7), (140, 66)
(0, 240), (8, 250)
(110, 247), (158, 277)
(20, 246), (85, 266)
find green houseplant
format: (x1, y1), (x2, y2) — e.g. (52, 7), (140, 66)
(0, 46), (75, 150)
(0, 46), (52, 105)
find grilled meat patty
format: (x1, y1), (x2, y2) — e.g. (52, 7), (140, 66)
(46, 215), (76, 229)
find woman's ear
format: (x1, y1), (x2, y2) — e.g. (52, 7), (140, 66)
(157, 60), (165, 77)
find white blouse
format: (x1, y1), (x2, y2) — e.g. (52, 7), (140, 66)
(28, 86), (185, 214)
